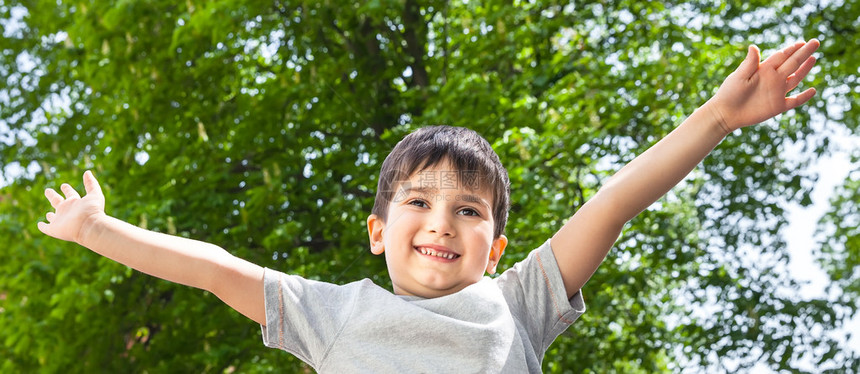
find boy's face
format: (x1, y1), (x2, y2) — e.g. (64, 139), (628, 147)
(366, 162), (508, 298)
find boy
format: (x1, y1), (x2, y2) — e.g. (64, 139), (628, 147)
(38, 39), (819, 372)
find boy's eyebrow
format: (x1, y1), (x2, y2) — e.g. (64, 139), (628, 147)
(458, 194), (492, 210)
(404, 186), (491, 210)
(400, 186), (440, 199)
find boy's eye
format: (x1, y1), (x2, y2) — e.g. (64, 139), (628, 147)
(458, 208), (480, 217)
(407, 199), (428, 208)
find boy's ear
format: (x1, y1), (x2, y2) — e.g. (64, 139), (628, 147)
(486, 235), (508, 275)
(367, 214), (386, 255)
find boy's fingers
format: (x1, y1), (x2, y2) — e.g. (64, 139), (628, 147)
(762, 41), (805, 69)
(786, 56), (816, 91)
(735, 45), (760, 79)
(46, 212), (55, 222)
(37, 221), (49, 235)
(45, 188), (63, 208)
(785, 87), (817, 110)
(778, 39), (820, 76)
(83, 170), (103, 196)
(61, 183), (81, 199)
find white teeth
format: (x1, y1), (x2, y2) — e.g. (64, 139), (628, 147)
(417, 247), (457, 259)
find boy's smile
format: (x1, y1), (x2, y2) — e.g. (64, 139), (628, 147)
(415, 244), (460, 261)
(367, 162), (507, 298)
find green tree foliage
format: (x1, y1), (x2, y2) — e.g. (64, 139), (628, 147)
(1, 0), (857, 372)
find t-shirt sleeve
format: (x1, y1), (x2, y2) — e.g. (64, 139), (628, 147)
(259, 268), (359, 366)
(495, 239), (586, 354)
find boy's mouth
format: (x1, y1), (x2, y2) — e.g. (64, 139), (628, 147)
(414, 245), (461, 261)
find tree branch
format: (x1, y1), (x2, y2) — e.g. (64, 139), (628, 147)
(402, 0), (429, 89)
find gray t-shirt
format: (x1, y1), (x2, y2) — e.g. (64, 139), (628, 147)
(261, 239), (585, 373)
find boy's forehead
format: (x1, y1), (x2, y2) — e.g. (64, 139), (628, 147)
(389, 165), (495, 205)
(409, 167), (482, 191)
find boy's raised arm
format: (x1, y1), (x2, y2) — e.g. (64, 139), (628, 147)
(37, 171), (266, 325)
(550, 39), (820, 299)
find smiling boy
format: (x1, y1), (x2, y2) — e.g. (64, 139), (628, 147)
(37, 39), (820, 372)
(370, 163), (506, 298)
(255, 126), (582, 371)
(367, 127), (511, 298)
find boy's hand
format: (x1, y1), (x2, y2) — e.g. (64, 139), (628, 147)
(38, 170), (106, 244)
(707, 39), (819, 133)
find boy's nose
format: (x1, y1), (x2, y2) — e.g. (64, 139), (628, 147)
(427, 213), (456, 237)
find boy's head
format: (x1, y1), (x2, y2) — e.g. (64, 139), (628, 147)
(366, 126), (511, 298)
(371, 126), (511, 238)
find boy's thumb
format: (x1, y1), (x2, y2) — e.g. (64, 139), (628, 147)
(736, 45), (760, 79)
(83, 170), (103, 196)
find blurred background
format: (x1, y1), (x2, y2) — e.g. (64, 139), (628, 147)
(1, 0), (857, 372)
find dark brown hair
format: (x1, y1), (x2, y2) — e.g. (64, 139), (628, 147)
(371, 126), (510, 238)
